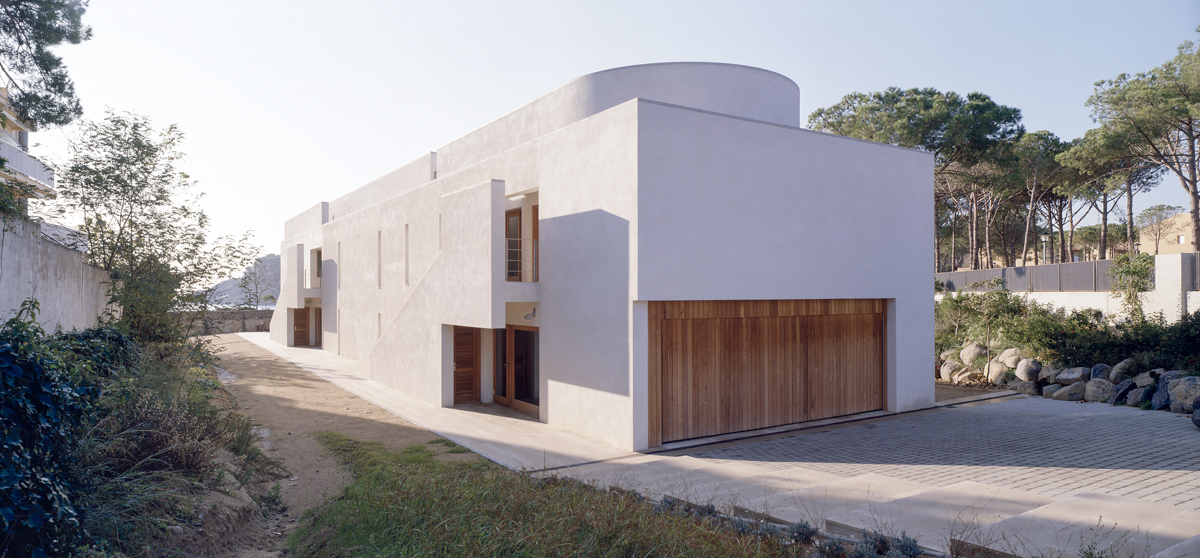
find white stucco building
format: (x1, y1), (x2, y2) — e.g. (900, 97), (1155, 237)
(270, 62), (934, 451)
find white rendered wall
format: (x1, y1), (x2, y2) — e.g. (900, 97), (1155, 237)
(634, 99), (936, 425)
(270, 64), (939, 451)
(271, 201), (326, 347)
(534, 101), (640, 447)
(436, 63), (799, 176)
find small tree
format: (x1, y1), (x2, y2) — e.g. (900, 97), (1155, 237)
(238, 257), (280, 311)
(46, 111), (257, 342)
(1135, 204), (1184, 254)
(1109, 253), (1155, 322)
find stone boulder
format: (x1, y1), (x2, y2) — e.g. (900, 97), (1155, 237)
(960, 343), (986, 367)
(1151, 382), (1173, 410)
(1109, 358), (1135, 384)
(1052, 382), (1087, 401)
(1090, 364), (1112, 382)
(1043, 384), (1062, 398)
(1038, 366), (1060, 383)
(1106, 379), (1136, 406)
(1056, 367), (1091, 385)
(1133, 372), (1156, 388)
(1125, 387), (1152, 407)
(1014, 359), (1042, 382)
(1194, 407), (1200, 429)
(1168, 377), (1200, 414)
(985, 361), (1011, 385)
(1011, 381), (1039, 396)
(940, 360), (963, 382)
(1084, 379), (1116, 402)
(953, 369), (983, 384)
(940, 347), (960, 362)
(998, 348), (1022, 368)
(1161, 370), (1183, 382)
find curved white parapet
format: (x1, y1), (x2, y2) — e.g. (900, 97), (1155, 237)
(436, 62), (800, 176)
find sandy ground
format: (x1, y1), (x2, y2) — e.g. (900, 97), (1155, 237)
(209, 334), (479, 557)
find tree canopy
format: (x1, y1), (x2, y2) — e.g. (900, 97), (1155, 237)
(48, 111), (257, 341)
(1084, 29), (1200, 253)
(808, 87), (1024, 175)
(0, 0), (91, 128)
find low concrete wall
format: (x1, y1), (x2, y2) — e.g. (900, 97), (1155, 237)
(177, 309), (274, 334)
(937, 254), (1200, 322)
(0, 217), (110, 331)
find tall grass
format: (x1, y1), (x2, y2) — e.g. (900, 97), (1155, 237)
(291, 433), (843, 558)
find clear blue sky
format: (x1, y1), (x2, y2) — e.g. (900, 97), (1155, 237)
(31, 0), (1200, 253)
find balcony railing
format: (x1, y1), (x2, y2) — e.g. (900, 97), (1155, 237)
(0, 142), (54, 189)
(506, 238), (538, 282)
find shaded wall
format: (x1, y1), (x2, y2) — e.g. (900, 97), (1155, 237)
(0, 217), (111, 331)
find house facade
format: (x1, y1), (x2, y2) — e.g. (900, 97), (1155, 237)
(270, 63), (934, 451)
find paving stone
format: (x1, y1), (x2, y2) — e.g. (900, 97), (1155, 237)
(691, 398), (1200, 507)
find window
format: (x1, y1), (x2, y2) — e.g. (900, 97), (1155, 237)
(377, 231), (382, 289)
(315, 249), (322, 277)
(1180, 235), (1187, 245)
(337, 242), (341, 289)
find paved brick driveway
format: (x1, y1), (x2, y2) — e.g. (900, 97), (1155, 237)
(691, 397), (1200, 508)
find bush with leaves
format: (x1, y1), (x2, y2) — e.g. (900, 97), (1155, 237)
(0, 300), (96, 558)
(1109, 252), (1155, 321)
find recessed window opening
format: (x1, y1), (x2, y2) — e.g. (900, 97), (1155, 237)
(315, 249), (322, 277)
(337, 242), (341, 290)
(377, 231), (382, 289)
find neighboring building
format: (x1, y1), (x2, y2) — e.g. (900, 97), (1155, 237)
(270, 63), (934, 451)
(0, 87), (57, 203)
(1143, 212), (1195, 255)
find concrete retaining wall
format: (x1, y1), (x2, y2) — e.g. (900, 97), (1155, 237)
(0, 217), (111, 331)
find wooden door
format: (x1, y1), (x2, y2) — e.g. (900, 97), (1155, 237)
(314, 308), (323, 347)
(293, 308), (309, 347)
(494, 325), (539, 416)
(649, 300), (885, 446)
(493, 329), (510, 407)
(453, 326), (481, 404)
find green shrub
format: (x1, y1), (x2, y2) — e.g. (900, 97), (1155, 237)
(0, 300), (97, 557)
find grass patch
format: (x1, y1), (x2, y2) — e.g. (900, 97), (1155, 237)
(428, 437), (471, 454)
(291, 434), (926, 558)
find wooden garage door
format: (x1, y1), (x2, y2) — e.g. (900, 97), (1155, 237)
(648, 300), (885, 446)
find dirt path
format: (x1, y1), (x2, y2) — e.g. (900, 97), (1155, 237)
(209, 334), (479, 557)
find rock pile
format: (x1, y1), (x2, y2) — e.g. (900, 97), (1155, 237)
(937, 347), (1200, 426)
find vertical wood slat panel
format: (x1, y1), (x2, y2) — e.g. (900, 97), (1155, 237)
(650, 300), (885, 445)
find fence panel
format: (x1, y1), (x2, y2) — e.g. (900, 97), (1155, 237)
(1004, 266), (1031, 291)
(1060, 261), (1097, 292)
(1030, 265), (1061, 291)
(1095, 260), (1114, 291)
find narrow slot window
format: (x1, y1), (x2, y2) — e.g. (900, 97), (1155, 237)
(337, 242), (341, 290)
(377, 231), (382, 289)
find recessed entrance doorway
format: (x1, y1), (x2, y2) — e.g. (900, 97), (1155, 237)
(493, 325), (539, 416)
(452, 326), (481, 404)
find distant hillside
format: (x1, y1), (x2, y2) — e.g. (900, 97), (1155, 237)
(212, 253), (280, 308)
